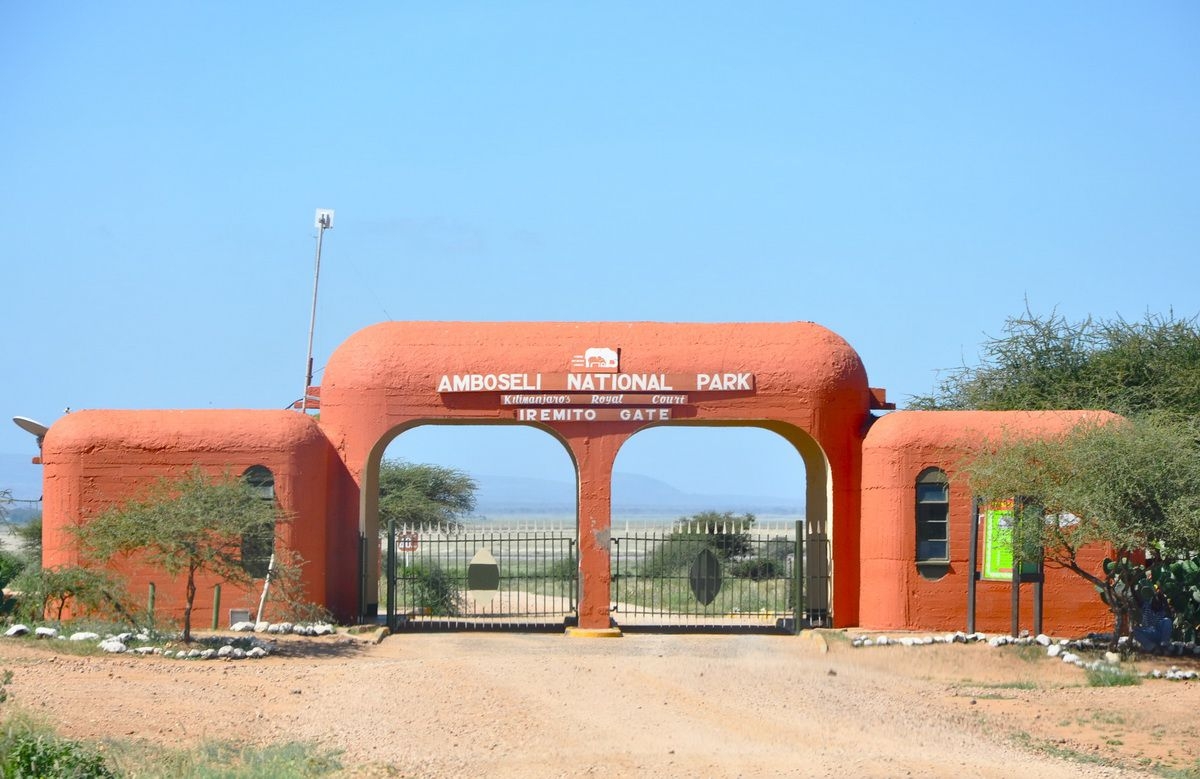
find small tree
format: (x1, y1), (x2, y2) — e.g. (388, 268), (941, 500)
(77, 468), (287, 642)
(962, 415), (1200, 641)
(378, 459), (476, 532)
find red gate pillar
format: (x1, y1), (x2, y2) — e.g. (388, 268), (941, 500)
(563, 428), (629, 636)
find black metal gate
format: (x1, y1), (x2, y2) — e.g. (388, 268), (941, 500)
(610, 519), (829, 632)
(384, 521), (578, 631)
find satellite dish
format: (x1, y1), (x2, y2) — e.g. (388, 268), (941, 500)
(12, 416), (50, 439)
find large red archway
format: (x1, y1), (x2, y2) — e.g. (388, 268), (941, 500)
(318, 321), (876, 630)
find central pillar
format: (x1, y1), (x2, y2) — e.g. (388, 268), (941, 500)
(563, 428), (628, 632)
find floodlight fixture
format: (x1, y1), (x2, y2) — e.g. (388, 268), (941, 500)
(12, 415), (49, 448)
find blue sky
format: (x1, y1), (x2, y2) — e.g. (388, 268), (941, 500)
(3, 3), (1197, 502)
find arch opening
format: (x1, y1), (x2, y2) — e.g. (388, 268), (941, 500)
(363, 422), (579, 628)
(608, 422), (832, 629)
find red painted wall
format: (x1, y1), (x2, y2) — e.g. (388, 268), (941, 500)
(41, 410), (341, 624)
(35, 321), (1127, 636)
(860, 410), (1120, 635)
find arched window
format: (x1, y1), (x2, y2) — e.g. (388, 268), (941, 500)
(915, 468), (949, 572)
(241, 465), (275, 578)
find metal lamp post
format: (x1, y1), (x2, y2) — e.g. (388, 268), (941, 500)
(302, 209), (334, 413)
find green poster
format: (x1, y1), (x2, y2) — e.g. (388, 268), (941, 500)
(982, 502), (1015, 581)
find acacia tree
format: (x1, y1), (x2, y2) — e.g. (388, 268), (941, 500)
(920, 306), (1200, 640)
(911, 307), (1200, 415)
(378, 459), (476, 531)
(78, 468), (286, 642)
(962, 415), (1200, 639)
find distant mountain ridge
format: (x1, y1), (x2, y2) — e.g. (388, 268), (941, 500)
(472, 471), (804, 517)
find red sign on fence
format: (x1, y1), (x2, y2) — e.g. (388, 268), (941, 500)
(397, 532), (419, 553)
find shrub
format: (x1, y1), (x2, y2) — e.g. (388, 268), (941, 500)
(545, 557), (577, 582)
(729, 557), (784, 581)
(262, 551), (334, 625)
(0, 713), (116, 779)
(1151, 557), (1200, 644)
(640, 511), (757, 577)
(0, 551), (25, 590)
(400, 563), (462, 616)
(11, 566), (136, 626)
(3, 733), (116, 778)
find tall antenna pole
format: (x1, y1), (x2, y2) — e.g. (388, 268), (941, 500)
(302, 209), (334, 413)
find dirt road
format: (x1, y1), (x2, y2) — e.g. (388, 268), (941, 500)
(1, 629), (1196, 777)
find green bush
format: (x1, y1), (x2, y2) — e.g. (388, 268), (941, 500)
(545, 557), (577, 582)
(3, 733), (116, 778)
(729, 557), (784, 581)
(1099, 555), (1200, 644)
(0, 714), (116, 779)
(399, 563), (462, 616)
(640, 511), (757, 577)
(1151, 557), (1200, 644)
(0, 551), (25, 590)
(0, 552), (25, 615)
(11, 566), (137, 627)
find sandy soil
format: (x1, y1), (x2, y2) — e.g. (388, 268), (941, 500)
(0, 629), (1198, 778)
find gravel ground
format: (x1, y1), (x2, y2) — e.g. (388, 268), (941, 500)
(0, 629), (1197, 778)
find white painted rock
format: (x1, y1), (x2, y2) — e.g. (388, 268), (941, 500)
(1104, 651), (1122, 665)
(1047, 645), (1062, 658)
(4, 625), (29, 637)
(217, 645), (234, 658)
(70, 632), (100, 642)
(98, 639), (126, 653)
(1035, 634), (1051, 646)
(34, 627), (57, 639)
(246, 647), (267, 658)
(230, 621), (256, 632)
